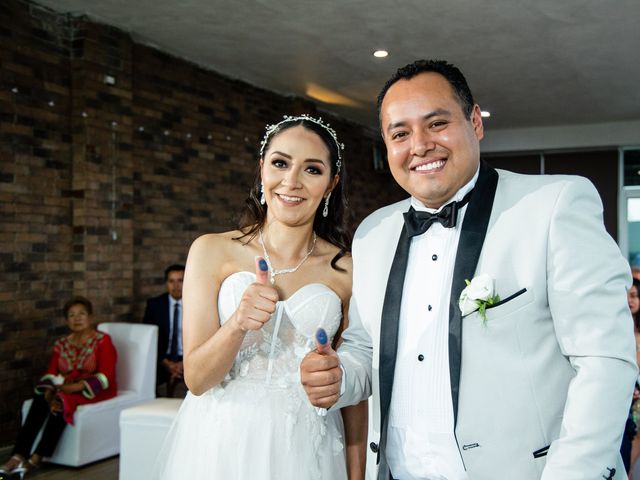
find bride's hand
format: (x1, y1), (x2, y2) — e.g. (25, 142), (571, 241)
(232, 257), (278, 333)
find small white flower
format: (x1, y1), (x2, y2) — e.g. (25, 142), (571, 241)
(459, 293), (480, 316)
(459, 274), (500, 322)
(465, 273), (494, 301)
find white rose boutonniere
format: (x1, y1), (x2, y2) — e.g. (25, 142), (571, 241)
(459, 273), (500, 323)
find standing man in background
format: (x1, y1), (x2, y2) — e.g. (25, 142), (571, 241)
(144, 264), (185, 398)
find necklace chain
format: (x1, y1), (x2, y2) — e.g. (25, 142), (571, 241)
(258, 229), (317, 284)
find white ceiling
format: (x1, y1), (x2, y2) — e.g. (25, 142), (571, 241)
(36, 0), (640, 132)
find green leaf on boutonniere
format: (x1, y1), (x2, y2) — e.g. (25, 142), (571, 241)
(478, 301), (487, 322)
(478, 294), (501, 324)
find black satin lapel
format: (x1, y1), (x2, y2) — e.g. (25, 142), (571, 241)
(379, 224), (412, 450)
(448, 162), (499, 425)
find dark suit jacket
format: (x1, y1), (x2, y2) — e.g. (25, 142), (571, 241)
(143, 292), (176, 385)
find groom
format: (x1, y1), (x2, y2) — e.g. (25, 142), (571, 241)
(301, 60), (637, 480)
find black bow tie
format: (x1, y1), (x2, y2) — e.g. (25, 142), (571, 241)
(403, 190), (473, 238)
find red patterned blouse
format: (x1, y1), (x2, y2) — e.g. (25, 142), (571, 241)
(35, 331), (118, 424)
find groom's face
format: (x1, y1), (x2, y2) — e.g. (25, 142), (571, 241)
(380, 72), (484, 209)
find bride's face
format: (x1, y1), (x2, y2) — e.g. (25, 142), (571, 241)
(261, 125), (334, 227)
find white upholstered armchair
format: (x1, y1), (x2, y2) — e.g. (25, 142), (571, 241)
(21, 322), (158, 466)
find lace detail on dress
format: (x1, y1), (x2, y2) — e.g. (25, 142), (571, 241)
(217, 271), (342, 386)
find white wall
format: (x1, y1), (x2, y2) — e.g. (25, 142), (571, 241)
(481, 120), (640, 153)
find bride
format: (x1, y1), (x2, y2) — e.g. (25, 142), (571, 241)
(155, 115), (367, 479)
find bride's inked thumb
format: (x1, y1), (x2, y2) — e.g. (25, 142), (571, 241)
(255, 256), (269, 285)
(315, 328), (332, 354)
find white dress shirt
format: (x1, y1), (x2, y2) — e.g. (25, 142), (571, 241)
(386, 169), (478, 480)
(166, 296), (183, 357)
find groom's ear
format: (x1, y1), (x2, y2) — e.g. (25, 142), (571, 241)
(470, 104), (484, 141)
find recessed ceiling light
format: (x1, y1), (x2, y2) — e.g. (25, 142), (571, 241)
(373, 50), (388, 58)
(481, 111), (491, 118)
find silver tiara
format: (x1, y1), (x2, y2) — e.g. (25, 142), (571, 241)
(259, 114), (344, 174)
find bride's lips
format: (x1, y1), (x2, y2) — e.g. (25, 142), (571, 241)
(275, 192), (305, 205)
(410, 159), (446, 173)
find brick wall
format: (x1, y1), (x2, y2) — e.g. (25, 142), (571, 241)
(0, 0), (76, 440)
(0, 0), (405, 443)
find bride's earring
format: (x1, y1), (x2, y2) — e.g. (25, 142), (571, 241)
(322, 192), (331, 218)
(260, 183), (266, 205)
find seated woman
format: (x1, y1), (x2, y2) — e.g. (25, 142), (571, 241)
(0, 296), (117, 479)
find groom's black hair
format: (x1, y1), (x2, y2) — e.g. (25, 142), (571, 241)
(377, 60), (475, 124)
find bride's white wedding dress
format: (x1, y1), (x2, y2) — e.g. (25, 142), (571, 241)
(155, 271), (348, 479)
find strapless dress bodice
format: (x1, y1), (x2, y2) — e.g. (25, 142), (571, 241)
(217, 271), (342, 386)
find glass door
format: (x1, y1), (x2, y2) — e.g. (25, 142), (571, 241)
(619, 148), (640, 271)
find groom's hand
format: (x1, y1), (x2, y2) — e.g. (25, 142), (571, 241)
(300, 328), (342, 408)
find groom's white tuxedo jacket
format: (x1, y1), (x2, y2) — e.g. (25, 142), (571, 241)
(337, 164), (637, 480)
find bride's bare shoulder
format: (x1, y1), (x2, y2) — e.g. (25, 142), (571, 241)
(187, 230), (250, 264)
(190, 230), (246, 249)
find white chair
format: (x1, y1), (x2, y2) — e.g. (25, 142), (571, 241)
(21, 322), (158, 466)
(119, 398), (183, 480)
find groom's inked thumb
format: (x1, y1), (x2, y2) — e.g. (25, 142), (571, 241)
(315, 328), (332, 354)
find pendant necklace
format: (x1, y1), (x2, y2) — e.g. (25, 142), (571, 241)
(258, 229), (317, 285)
